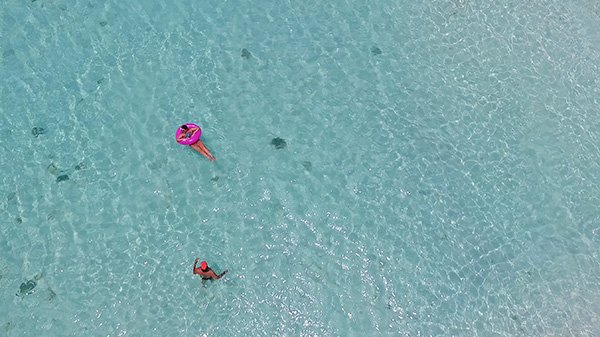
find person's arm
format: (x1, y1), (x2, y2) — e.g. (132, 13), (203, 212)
(193, 258), (199, 273)
(218, 270), (229, 278)
(206, 269), (220, 279)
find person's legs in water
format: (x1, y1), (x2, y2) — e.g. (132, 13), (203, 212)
(191, 140), (215, 161)
(197, 141), (215, 161)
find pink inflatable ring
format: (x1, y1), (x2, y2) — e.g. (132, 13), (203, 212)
(176, 123), (201, 145)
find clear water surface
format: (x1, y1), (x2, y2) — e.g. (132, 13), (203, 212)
(1, 0), (600, 336)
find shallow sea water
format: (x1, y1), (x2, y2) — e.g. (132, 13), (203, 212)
(1, 0), (600, 336)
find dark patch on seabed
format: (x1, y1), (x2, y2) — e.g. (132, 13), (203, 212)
(47, 288), (57, 301)
(3, 49), (15, 58)
(17, 280), (37, 296)
(31, 126), (46, 137)
(371, 46), (382, 55)
(48, 162), (86, 183)
(271, 137), (286, 149)
(301, 161), (312, 171)
(3, 322), (13, 332)
(241, 48), (252, 59)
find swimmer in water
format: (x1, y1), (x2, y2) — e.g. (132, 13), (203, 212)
(193, 258), (228, 282)
(177, 125), (215, 161)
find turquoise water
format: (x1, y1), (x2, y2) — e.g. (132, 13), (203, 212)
(2, 0), (600, 335)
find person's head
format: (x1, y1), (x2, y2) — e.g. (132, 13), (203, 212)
(180, 125), (189, 131)
(200, 261), (208, 271)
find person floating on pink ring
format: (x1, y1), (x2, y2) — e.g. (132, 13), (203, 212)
(176, 123), (215, 161)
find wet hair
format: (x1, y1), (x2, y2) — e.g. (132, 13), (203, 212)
(181, 125), (188, 131)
